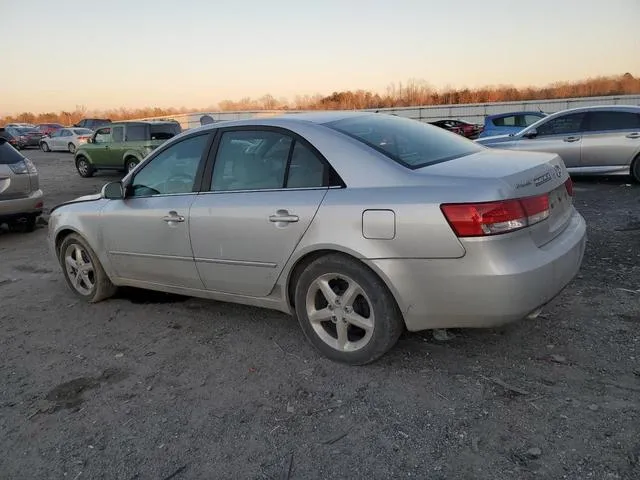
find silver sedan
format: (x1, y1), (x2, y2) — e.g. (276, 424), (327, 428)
(476, 105), (640, 182)
(48, 113), (586, 364)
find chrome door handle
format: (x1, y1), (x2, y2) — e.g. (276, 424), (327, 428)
(626, 133), (640, 139)
(269, 210), (299, 223)
(162, 211), (185, 223)
(563, 136), (580, 143)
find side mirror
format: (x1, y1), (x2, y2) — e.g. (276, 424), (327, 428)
(523, 128), (538, 139)
(101, 181), (124, 200)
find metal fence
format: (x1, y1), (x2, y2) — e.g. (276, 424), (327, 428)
(138, 94), (640, 131)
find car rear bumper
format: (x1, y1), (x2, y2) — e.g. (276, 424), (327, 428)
(0, 190), (44, 220)
(366, 209), (587, 331)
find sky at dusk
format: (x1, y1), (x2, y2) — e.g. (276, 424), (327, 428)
(1, 0), (639, 115)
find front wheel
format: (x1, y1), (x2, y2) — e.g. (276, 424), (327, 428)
(59, 233), (117, 303)
(76, 157), (94, 178)
(41, 142), (51, 152)
(68, 142), (76, 154)
(294, 254), (404, 365)
(125, 158), (139, 173)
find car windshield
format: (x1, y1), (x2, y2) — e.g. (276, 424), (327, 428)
(73, 129), (92, 135)
(325, 115), (482, 169)
(150, 124), (180, 141)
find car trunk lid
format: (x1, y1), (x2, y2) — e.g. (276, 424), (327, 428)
(417, 149), (574, 247)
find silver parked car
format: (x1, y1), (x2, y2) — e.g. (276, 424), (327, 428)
(0, 138), (43, 232)
(48, 113), (586, 364)
(476, 105), (640, 182)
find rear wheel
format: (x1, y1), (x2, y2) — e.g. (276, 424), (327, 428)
(59, 233), (117, 302)
(631, 155), (640, 183)
(294, 254), (404, 365)
(68, 142), (76, 154)
(125, 158), (139, 173)
(8, 214), (36, 233)
(76, 156), (94, 178)
(40, 142), (50, 152)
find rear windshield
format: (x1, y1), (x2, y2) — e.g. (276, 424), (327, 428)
(0, 141), (25, 164)
(73, 128), (93, 135)
(150, 124), (180, 141)
(324, 115), (481, 169)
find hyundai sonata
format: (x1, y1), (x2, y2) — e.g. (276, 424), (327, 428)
(48, 113), (586, 364)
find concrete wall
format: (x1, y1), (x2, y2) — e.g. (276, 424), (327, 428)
(138, 94), (640, 131)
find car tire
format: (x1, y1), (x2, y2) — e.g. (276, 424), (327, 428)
(125, 158), (139, 173)
(68, 142), (76, 154)
(76, 156), (94, 178)
(59, 233), (117, 303)
(8, 214), (36, 233)
(294, 253), (404, 365)
(40, 142), (50, 152)
(631, 155), (640, 183)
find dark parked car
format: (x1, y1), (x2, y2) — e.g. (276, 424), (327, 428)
(36, 123), (64, 136)
(74, 118), (112, 130)
(0, 127), (42, 149)
(429, 119), (483, 139)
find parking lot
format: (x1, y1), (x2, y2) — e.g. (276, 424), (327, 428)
(1, 148), (639, 479)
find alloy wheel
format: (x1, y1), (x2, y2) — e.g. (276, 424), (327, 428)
(64, 243), (96, 296)
(305, 273), (374, 352)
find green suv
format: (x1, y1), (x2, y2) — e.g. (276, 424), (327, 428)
(73, 121), (181, 177)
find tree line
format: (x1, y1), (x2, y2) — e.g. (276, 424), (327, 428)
(3, 74), (638, 125)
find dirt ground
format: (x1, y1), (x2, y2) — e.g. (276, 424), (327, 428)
(1, 149), (639, 480)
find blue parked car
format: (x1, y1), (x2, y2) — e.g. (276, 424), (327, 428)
(478, 111), (546, 138)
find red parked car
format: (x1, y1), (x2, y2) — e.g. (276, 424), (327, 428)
(36, 123), (64, 136)
(429, 119), (483, 139)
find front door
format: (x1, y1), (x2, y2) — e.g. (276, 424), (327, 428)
(189, 128), (332, 297)
(515, 112), (587, 168)
(580, 110), (640, 169)
(89, 127), (112, 165)
(101, 132), (212, 288)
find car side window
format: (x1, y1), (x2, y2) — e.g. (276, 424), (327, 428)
(61, 129), (71, 137)
(112, 126), (125, 142)
(493, 115), (516, 127)
(587, 111), (640, 132)
(126, 125), (147, 141)
(211, 130), (292, 191)
(286, 141), (327, 188)
(129, 134), (209, 197)
(524, 115), (543, 126)
(536, 113), (586, 137)
(94, 127), (111, 144)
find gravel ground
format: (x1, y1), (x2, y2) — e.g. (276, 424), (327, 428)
(1, 149), (639, 480)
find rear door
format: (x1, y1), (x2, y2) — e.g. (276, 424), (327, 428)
(580, 110), (640, 170)
(189, 128), (333, 296)
(514, 112), (587, 168)
(57, 129), (72, 150)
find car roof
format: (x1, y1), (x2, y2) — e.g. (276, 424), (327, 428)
(486, 111), (545, 119)
(549, 104), (640, 115)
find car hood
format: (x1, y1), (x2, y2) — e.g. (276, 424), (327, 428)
(475, 134), (516, 145)
(50, 192), (102, 213)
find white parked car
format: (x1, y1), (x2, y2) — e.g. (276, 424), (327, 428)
(40, 128), (93, 154)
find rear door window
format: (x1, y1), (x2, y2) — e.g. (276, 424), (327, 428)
(126, 125), (148, 141)
(587, 111), (640, 132)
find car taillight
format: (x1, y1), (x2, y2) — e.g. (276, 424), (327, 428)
(564, 177), (573, 196)
(441, 193), (550, 237)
